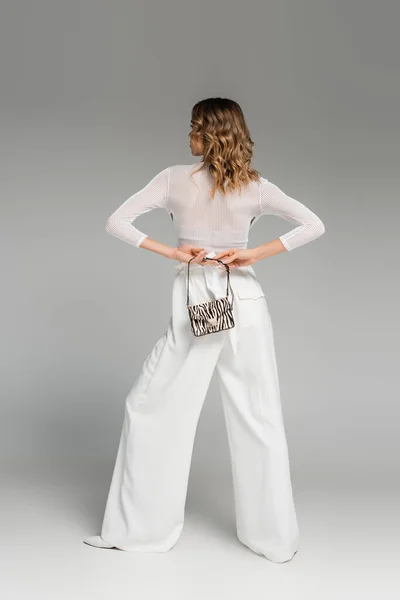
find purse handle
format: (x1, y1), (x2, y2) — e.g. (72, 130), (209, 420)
(186, 256), (234, 308)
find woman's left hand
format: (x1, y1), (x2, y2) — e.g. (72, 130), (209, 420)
(212, 248), (258, 268)
(172, 245), (226, 266)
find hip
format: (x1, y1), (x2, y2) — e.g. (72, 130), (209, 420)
(173, 261), (266, 302)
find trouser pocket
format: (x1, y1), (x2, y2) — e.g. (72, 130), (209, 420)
(231, 270), (265, 300)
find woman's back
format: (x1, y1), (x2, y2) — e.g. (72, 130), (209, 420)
(169, 163), (260, 252)
(105, 162), (325, 253)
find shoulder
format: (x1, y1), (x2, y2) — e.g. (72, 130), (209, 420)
(254, 175), (271, 200)
(165, 163), (199, 175)
(161, 163), (202, 184)
(148, 164), (198, 195)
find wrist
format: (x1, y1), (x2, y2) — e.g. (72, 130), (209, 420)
(166, 246), (177, 260)
(158, 245), (177, 260)
(138, 236), (177, 260)
(251, 246), (264, 262)
(252, 239), (288, 261)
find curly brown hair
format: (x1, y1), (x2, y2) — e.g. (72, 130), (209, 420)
(190, 97), (261, 198)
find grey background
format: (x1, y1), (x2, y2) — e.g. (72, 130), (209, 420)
(1, 1), (398, 598)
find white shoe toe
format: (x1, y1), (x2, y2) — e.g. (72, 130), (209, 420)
(83, 535), (115, 548)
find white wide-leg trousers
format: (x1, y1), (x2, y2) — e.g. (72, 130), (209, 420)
(87, 263), (299, 563)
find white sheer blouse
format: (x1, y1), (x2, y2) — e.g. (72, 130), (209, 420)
(105, 162), (325, 253)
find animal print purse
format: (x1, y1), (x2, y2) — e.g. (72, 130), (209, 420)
(186, 256), (235, 337)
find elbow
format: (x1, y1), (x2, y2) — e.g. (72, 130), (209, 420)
(310, 217), (325, 241)
(105, 215), (117, 236)
(281, 218), (326, 251)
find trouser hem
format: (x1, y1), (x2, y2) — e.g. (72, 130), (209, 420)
(100, 522), (184, 553)
(238, 535), (299, 563)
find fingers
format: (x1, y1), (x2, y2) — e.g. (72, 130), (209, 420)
(183, 248), (240, 267)
(191, 249), (208, 264)
(221, 256), (236, 265)
(212, 251), (228, 260)
(179, 245), (204, 256)
(213, 248), (235, 260)
(216, 251), (237, 265)
(203, 258), (220, 267)
(189, 246), (205, 255)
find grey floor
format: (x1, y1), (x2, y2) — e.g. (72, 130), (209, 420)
(2, 454), (398, 600)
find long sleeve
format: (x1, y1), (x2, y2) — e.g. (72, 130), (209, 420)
(105, 167), (170, 247)
(259, 177), (325, 251)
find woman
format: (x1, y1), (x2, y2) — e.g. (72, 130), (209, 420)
(83, 97), (325, 563)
